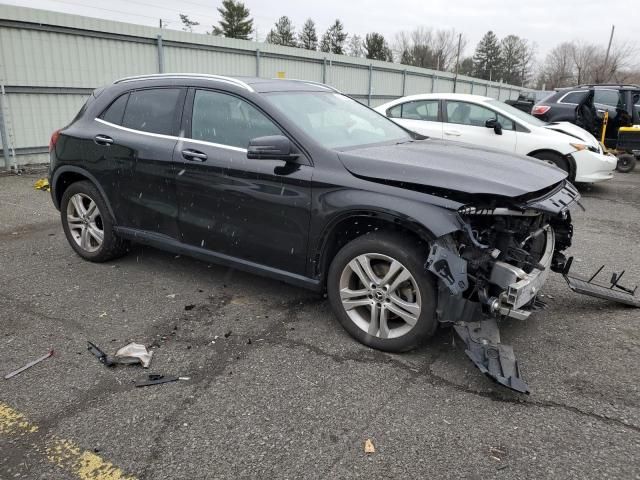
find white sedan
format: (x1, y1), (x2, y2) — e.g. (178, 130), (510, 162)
(375, 93), (616, 183)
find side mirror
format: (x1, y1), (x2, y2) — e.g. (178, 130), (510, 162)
(485, 118), (503, 135)
(247, 135), (299, 161)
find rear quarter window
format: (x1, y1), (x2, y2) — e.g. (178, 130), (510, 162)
(559, 91), (588, 105)
(100, 93), (129, 125)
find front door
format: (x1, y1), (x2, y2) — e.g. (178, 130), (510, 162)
(175, 88), (312, 275)
(443, 100), (518, 152)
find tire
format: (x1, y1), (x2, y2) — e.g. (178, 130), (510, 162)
(616, 153), (636, 173)
(532, 151), (573, 181)
(60, 180), (128, 262)
(327, 232), (438, 353)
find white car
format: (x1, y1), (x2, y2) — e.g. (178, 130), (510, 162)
(375, 93), (616, 183)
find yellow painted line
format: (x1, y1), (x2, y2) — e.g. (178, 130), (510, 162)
(0, 402), (136, 480)
(0, 402), (39, 434)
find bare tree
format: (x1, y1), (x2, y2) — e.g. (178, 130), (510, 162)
(570, 42), (598, 84)
(538, 42), (574, 89)
(347, 35), (365, 57)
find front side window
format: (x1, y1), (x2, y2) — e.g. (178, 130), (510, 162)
(121, 88), (182, 135)
(265, 92), (410, 149)
(191, 90), (282, 149)
(389, 100), (439, 121)
(445, 101), (514, 130)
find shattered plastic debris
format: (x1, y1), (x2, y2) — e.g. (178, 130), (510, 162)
(4, 350), (54, 379)
(87, 341), (153, 368)
(364, 439), (375, 454)
(33, 178), (50, 191)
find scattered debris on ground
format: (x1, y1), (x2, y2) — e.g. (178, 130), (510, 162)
(33, 178), (50, 191)
(4, 350), (54, 379)
(364, 439), (375, 454)
(135, 374), (190, 387)
(87, 341), (153, 368)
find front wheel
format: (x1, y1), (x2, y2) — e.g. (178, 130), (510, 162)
(532, 151), (573, 181)
(327, 232), (438, 353)
(616, 153), (636, 173)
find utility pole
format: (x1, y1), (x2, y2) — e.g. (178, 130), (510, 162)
(603, 25), (615, 82)
(453, 33), (462, 93)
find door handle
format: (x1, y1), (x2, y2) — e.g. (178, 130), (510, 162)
(444, 130), (461, 136)
(182, 149), (208, 162)
(94, 134), (114, 146)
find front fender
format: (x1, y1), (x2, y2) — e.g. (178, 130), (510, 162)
(310, 188), (463, 278)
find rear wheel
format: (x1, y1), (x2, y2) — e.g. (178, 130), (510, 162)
(532, 151), (573, 180)
(616, 153), (636, 173)
(327, 232), (438, 353)
(60, 181), (128, 262)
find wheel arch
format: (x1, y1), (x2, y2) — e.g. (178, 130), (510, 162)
(312, 198), (461, 284)
(51, 166), (115, 219)
(527, 148), (577, 182)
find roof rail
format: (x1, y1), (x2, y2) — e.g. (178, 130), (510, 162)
(113, 73), (254, 92)
(574, 83), (640, 89)
(273, 78), (341, 93)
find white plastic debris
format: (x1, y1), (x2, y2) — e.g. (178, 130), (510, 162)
(114, 343), (153, 368)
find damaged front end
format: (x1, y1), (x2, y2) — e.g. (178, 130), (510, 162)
(426, 181), (580, 393)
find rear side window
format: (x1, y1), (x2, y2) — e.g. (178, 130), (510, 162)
(445, 101), (514, 130)
(559, 91), (588, 105)
(121, 89), (182, 135)
(388, 100), (439, 121)
(191, 90), (282, 149)
(594, 89), (623, 108)
(100, 93), (129, 125)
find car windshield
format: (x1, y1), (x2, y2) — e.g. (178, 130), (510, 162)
(487, 99), (547, 127)
(265, 91), (410, 149)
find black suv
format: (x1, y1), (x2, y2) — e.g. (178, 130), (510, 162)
(49, 74), (579, 388)
(532, 84), (640, 148)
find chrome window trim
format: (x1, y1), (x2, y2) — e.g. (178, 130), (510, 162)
(94, 118), (248, 153)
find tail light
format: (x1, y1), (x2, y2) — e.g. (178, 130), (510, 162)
(49, 129), (61, 152)
(531, 105), (550, 116)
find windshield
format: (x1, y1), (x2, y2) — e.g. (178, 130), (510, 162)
(265, 91), (410, 149)
(487, 99), (547, 127)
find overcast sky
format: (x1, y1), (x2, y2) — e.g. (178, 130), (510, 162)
(2, 0), (637, 61)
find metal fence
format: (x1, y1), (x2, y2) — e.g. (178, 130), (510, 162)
(0, 5), (529, 168)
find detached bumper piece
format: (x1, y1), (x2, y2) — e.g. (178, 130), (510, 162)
(454, 318), (529, 394)
(562, 257), (640, 308)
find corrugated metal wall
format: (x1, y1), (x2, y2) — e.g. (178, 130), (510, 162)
(0, 5), (529, 167)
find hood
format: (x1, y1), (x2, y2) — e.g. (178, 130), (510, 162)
(339, 139), (567, 198)
(543, 121), (600, 148)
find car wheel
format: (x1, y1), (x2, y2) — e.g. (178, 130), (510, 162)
(60, 180), (128, 262)
(327, 232), (438, 353)
(616, 153), (636, 173)
(532, 151), (573, 180)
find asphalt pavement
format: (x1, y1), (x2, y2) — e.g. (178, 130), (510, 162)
(1, 170), (639, 479)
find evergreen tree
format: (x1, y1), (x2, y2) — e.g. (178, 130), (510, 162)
(298, 18), (318, 50)
(212, 0), (253, 40)
(472, 31), (502, 80)
(364, 33), (393, 61)
(266, 16), (297, 47)
(320, 20), (348, 55)
(179, 14), (200, 33)
(458, 57), (474, 76)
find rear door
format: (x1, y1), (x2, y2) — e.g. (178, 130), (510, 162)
(174, 88), (313, 275)
(94, 87), (186, 238)
(442, 100), (517, 152)
(386, 100), (443, 138)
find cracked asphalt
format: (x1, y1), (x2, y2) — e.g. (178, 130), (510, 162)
(1, 170), (639, 479)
